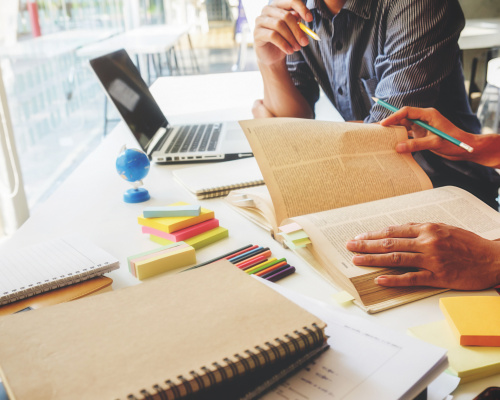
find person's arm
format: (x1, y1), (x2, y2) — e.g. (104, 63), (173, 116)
(346, 223), (500, 290)
(253, 0), (316, 118)
(380, 106), (500, 168)
(365, 0), (465, 124)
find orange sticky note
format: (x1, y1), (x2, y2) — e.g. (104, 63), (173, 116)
(440, 296), (500, 347)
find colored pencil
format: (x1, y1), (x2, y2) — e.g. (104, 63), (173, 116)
(182, 244), (254, 272)
(260, 264), (291, 279)
(256, 262), (288, 277)
(228, 247), (269, 264)
(267, 266), (296, 282)
(372, 97), (474, 152)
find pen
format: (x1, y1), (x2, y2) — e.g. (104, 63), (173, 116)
(372, 97), (474, 153)
(298, 21), (320, 41)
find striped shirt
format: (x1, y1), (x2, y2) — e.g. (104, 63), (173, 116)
(288, 0), (481, 135)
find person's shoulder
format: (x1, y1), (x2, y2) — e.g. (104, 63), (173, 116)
(383, 0), (462, 19)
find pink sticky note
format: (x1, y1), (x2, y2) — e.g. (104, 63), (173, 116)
(279, 222), (302, 234)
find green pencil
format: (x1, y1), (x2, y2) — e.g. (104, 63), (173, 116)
(372, 97), (474, 153)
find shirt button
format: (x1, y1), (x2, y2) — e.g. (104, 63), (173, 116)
(336, 41), (343, 51)
(338, 87), (344, 95)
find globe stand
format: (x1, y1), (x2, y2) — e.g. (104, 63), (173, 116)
(123, 188), (150, 203)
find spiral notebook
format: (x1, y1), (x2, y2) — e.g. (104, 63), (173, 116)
(0, 259), (326, 400)
(172, 157), (264, 199)
(0, 235), (119, 306)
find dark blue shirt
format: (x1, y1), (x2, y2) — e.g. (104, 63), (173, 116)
(287, 0), (482, 135)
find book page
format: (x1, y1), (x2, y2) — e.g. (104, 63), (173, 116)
(258, 280), (448, 400)
(225, 185), (278, 233)
(239, 118), (432, 226)
(292, 186), (500, 283)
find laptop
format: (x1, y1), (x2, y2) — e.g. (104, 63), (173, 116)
(89, 49), (253, 163)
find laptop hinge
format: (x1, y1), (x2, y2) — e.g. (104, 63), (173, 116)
(145, 126), (167, 157)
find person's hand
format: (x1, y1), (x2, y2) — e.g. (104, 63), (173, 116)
(380, 106), (482, 159)
(254, 0), (313, 66)
(252, 99), (276, 118)
(346, 223), (500, 290)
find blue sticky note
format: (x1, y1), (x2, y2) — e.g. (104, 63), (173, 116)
(143, 205), (201, 218)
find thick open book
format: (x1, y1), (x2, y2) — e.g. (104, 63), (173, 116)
(227, 118), (500, 313)
(0, 259), (326, 400)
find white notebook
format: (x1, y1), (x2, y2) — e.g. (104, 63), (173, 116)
(0, 235), (119, 306)
(173, 157), (265, 199)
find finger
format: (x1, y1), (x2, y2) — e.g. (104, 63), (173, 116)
(395, 135), (444, 153)
(271, 0), (313, 21)
(353, 224), (422, 240)
(254, 26), (295, 54)
(346, 238), (418, 253)
(375, 270), (434, 287)
(380, 106), (442, 127)
(257, 8), (306, 50)
(351, 252), (424, 268)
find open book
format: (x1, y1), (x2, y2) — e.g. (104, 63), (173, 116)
(226, 118), (500, 313)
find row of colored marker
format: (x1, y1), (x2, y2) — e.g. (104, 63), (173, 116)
(184, 244), (296, 282)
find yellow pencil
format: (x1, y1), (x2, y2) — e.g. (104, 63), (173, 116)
(298, 21), (320, 41)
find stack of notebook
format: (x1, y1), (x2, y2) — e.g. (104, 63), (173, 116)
(138, 202), (228, 249)
(0, 260), (327, 400)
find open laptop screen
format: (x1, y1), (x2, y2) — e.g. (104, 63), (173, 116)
(89, 49), (167, 150)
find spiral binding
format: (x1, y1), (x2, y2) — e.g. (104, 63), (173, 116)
(0, 262), (113, 306)
(124, 323), (325, 400)
(197, 181), (264, 200)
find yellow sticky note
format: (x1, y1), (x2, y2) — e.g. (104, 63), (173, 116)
(150, 226), (229, 250)
(138, 202), (214, 233)
(332, 291), (355, 305)
(135, 245), (196, 280)
(408, 319), (500, 383)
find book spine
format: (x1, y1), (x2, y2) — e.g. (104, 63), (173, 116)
(124, 323), (326, 400)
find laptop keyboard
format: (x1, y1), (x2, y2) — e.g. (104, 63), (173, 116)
(165, 124), (221, 154)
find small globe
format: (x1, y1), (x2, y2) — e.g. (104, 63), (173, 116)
(116, 147), (150, 203)
(116, 147), (150, 183)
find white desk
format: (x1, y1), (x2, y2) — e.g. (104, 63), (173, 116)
(459, 19), (500, 51)
(2, 71), (497, 399)
(0, 29), (120, 61)
(76, 25), (197, 82)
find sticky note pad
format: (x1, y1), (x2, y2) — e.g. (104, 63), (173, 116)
(141, 219), (220, 242)
(440, 296), (500, 346)
(127, 242), (186, 277)
(150, 226), (229, 250)
(408, 319), (500, 383)
(142, 205), (201, 218)
(138, 202), (214, 233)
(128, 243), (196, 280)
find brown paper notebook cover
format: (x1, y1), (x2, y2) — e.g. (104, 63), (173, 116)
(0, 276), (113, 316)
(0, 259), (326, 400)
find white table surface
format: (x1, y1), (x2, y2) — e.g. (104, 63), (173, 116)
(459, 18), (500, 51)
(2, 71), (498, 399)
(76, 25), (190, 59)
(0, 29), (120, 61)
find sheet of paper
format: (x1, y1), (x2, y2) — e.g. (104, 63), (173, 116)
(257, 279), (448, 400)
